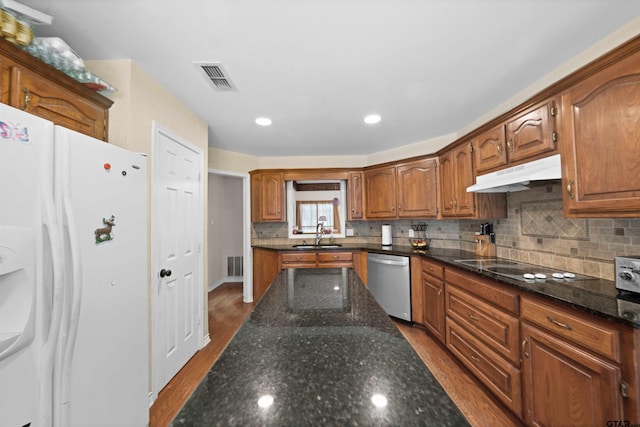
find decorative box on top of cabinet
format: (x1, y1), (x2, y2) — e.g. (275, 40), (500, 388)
(0, 38), (112, 140)
(560, 36), (640, 217)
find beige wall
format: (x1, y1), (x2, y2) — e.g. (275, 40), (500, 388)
(85, 59), (209, 389)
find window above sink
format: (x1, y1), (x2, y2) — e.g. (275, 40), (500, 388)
(286, 180), (346, 239)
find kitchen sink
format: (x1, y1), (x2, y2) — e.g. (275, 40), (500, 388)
(292, 244), (342, 249)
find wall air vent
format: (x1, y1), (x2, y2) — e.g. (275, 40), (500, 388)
(193, 62), (237, 91)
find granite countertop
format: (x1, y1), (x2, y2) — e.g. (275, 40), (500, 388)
(171, 268), (470, 426)
(253, 243), (640, 328)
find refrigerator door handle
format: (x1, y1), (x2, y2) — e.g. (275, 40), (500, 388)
(38, 136), (65, 427)
(55, 138), (84, 427)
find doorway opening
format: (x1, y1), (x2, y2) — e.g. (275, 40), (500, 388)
(208, 169), (252, 303)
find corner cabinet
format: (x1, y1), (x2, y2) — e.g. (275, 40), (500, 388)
(439, 143), (507, 219)
(0, 39), (112, 140)
(364, 157), (438, 219)
(250, 171), (285, 222)
(561, 44), (640, 217)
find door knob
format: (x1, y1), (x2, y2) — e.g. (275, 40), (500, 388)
(160, 269), (172, 278)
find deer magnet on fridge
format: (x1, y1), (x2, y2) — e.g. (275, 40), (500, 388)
(95, 215), (116, 244)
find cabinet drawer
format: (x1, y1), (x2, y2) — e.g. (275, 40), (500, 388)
(317, 252), (353, 263)
(521, 297), (621, 362)
(280, 252), (316, 268)
(422, 258), (444, 280)
(447, 319), (522, 418)
(446, 285), (520, 365)
(445, 268), (519, 315)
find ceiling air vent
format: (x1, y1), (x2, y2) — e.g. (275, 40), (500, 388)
(194, 62), (237, 91)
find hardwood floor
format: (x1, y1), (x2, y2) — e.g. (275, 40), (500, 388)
(149, 282), (522, 427)
(149, 282), (254, 427)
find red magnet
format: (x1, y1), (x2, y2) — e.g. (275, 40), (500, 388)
(104, 163), (111, 170)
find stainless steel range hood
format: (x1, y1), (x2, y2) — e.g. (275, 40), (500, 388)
(466, 154), (561, 193)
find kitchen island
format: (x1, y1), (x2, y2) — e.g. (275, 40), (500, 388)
(171, 268), (469, 426)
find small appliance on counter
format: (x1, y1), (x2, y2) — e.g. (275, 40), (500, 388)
(382, 224), (393, 246)
(475, 222), (496, 257)
(615, 256), (640, 295)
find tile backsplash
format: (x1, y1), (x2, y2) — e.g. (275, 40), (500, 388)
(252, 182), (640, 281)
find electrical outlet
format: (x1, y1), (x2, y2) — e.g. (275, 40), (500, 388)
(408, 229), (415, 237)
(346, 228), (354, 236)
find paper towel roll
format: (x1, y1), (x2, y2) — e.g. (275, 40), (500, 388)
(381, 224), (392, 246)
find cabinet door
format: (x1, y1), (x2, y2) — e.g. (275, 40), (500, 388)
(364, 166), (397, 218)
(473, 125), (507, 174)
(561, 49), (640, 217)
(439, 150), (456, 217)
(255, 173), (285, 222)
(10, 65), (107, 140)
(397, 158), (438, 218)
(453, 144), (475, 217)
(506, 98), (558, 163)
(521, 322), (623, 426)
(347, 171), (364, 220)
(422, 276), (445, 344)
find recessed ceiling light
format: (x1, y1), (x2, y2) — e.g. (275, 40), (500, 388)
(255, 117), (272, 126)
(364, 114), (381, 124)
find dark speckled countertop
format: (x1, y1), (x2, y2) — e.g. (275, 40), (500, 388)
(254, 243), (640, 328)
(171, 268), (470, 426)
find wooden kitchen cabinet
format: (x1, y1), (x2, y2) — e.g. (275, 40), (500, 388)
(421, 258), (445, 344)
(561, 44), (640, 217)
(0, 38), (112, 140)
(364, 157), (438, 219)
(252, 248), (281, 301)
(520, 296), (625, 426)
(250, 171), (285, 222)
(505, 97), (558, 164)
(439, 144), (507, 219)
(445, 267), (522, 417)
(10, 65), (108, 140)
(472, 124), (507, 174)
(280, 251), (354, 269)
(473, 97), (558, 175)
(364, 165), (397, 218)
(347, 170), (364, 220)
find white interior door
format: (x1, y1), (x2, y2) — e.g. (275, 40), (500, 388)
(153, 124), (203, 394)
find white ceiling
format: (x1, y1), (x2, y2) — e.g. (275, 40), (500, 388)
(19, 0), (640, 157)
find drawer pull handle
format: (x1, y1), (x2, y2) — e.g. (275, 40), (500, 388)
(469, 354), (481, 363)
(547, 316), (572, 330)
(21, 87), (31, 111)
(522, 337), (529, 358)
(468, 313), (479, 321)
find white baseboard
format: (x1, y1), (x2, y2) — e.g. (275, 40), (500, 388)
(208, 276), (243, 292)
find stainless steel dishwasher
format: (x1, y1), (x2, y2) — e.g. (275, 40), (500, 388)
(367, 253), (411, 321)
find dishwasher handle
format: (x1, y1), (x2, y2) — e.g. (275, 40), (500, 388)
(368, 256), (409, 267)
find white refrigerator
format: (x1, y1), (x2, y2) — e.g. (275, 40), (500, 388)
(0, 103), (149, 427)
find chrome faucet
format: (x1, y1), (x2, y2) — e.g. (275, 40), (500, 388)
(315, 222), (325, 245)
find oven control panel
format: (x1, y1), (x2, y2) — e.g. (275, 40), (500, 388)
(615, 256), (640, 295)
